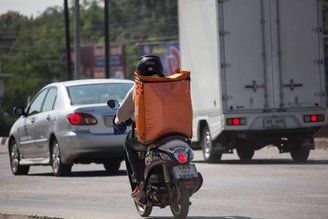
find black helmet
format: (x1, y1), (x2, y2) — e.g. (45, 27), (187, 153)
(136, 55), (164, 77)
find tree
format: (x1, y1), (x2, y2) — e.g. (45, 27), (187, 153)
(1, 8), (67, 112)
(0, 0), (178, 113)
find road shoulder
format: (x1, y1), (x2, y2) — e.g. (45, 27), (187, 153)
(0, 213), (64, 219)
(0, 137), (7, 147)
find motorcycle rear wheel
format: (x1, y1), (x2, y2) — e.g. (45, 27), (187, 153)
(134, 200), (152, 217)
(170, 185), (190, 219)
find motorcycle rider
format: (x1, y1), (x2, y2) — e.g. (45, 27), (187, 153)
(113, 55), (165, 201)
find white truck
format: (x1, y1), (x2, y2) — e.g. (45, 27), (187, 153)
(178, 0), (327, 162)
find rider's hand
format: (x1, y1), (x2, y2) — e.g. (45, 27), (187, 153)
(113, 116), (127, 135)
(124, 118), (134, 126)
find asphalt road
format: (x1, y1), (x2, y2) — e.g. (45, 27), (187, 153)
(0, 144), (328, 219)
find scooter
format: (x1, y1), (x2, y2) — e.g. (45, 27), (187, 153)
(107, 100), (203, 219)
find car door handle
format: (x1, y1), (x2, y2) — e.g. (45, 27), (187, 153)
(46, 115), (51, 121)
(31, 117), (36, 123)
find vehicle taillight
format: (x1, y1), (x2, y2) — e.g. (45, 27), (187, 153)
(226, 117), (246, 126)
(304, 114), (324, 123)
(67, 113), (97, 125)
(176, 150), (188, 164)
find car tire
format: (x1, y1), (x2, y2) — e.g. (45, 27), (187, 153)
(290, 146), (310, 162)
(103, 159), (121, 174)
(9, 139), (30, 175)
(201, 125), (222, 163)
(51, 139), (72, 176)
(236, 145), (254, 162)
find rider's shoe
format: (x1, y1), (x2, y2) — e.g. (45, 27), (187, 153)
(131, 185), (141, 197)
(131, 184), (146, 204)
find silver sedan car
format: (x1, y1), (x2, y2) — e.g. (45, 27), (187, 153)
(8, 79), (134, 176)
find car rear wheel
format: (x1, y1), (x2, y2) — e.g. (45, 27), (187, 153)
(51, 139), (72, 176)
(103, 159), (121, 174)
(236, 145), (254, 162)
(9, 139), (29, 175)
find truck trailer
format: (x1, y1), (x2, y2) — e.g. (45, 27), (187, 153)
(178, 0), (327, 162)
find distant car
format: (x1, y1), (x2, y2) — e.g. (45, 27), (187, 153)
(7, 79), (134, 176)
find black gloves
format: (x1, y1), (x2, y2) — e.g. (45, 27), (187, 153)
(125, 118), (134, 126)
(112, 116), (133, 135)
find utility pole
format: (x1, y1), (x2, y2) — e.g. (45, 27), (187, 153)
(74, 0), (80, 80)
(104, 0), (111, 78)
(64, 0), (72, 80)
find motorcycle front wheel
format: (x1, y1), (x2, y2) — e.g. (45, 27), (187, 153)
(134, 200), (152, 217)
(170, 185), (190, 219)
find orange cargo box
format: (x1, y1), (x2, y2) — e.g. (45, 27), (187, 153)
(134, 69), (192, 144)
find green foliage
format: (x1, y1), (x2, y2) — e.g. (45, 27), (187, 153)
(107, 0), (178, 41)
(80, 0), (105, 44)
(1, 8), (67, 112)
(0, 0), (177, 113)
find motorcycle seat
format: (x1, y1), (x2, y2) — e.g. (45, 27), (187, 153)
(125, 137), (148, 152)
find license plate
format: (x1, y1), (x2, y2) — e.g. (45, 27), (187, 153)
(172, 164), (198, 179)
(104, 116), (114, 127)
(263, 117), (286, 129)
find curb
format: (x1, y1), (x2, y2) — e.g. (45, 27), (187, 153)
(314, 126), (328, 151)
(0, 137), (8, 147)
(314, 137), (328, 151)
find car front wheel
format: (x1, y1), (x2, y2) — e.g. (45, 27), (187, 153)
(51, 139), (72, 176)
(9, 139), (29, 175)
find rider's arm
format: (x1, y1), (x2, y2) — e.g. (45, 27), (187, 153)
(115, 86), (134, 124)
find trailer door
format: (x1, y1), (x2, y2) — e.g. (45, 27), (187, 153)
(220, 0), (269, 112)
(270, 0), (325, 110)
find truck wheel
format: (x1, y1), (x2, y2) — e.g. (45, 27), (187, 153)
(290, 146), (310, 162)
(236, 145), (254, 162)
(201, 125), (222, 163)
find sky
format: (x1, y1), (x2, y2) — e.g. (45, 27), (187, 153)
(0, 0), (63, 17)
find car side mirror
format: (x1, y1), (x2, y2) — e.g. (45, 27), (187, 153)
(13, 106), (26, 116)
(107, 99), (119, 109)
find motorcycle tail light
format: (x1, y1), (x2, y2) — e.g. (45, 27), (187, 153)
(176, 150), (188, 164)
(67, 113), (97, 125)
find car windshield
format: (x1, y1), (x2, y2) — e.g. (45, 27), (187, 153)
(67, 83), (133, 105)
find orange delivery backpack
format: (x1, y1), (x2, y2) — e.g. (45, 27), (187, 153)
(134, 69), (192, 144)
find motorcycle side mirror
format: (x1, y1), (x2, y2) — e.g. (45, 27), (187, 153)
(107, 99), (119, 109)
